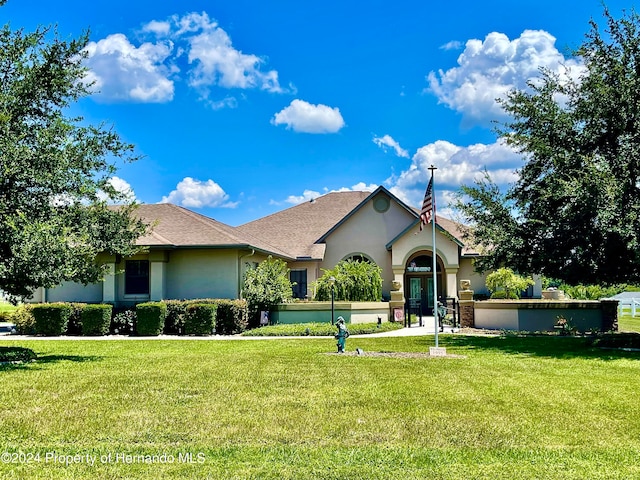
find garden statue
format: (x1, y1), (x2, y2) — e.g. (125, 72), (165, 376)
(335, 316), (350, 353)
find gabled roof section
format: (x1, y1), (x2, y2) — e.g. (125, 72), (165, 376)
(132, 204), (293, 259)
(236, 191), (371, 259)
(315, 186), (418, 243)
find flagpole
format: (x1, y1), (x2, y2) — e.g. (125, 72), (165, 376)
(428, 165), (438, 348)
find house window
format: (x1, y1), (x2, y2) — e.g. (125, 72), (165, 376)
(125, 260), (149, 295)
(290, 269), (307, 299)
(346, 254), (373, 264)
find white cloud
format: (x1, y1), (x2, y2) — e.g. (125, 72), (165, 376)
(373, 134), (409, 158)
(283, 189), (323, 205)
(83, 34), (175, 103)
(272, 99), (345, 134)
(427, 30), (584, 124)
(184, 14), (283, 94)
(84, 12), (287, 105)
(387, 139), (523, 216)
(160, 177), (238, 208)
(440, 40), (463, 51)
(105, 176), (137, 203)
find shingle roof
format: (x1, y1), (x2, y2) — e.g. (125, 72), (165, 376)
(129, 191), (479, 260)
(132, 204), (293, 258)
(237, 191), (371, 259)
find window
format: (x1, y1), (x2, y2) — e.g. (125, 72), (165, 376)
(125, 260), (149, 295)
(290, 269), (307, 299)
(346, 254), (372, 264)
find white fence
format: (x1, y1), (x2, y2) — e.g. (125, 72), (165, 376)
(618, 297), (640, 317)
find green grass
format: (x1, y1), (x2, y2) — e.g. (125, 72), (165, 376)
(242, 321), (403, 336)
(0, 336), (639, 479)
(618, 314), (640, 333)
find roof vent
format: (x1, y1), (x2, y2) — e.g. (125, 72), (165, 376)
(310, 198), (316, 203)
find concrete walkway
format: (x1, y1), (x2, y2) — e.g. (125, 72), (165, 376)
(0, 318), (459, 341)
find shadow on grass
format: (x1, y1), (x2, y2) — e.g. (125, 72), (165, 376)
(441, 333), (640, 361)
(0, 353), (103, 371)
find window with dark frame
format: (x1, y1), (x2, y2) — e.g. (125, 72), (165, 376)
(125, 260), (150, 295)
(290, 269), (307, 299)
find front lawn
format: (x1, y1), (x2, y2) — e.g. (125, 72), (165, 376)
(0, 336), (638, 479)
(618, 314), (640, 333)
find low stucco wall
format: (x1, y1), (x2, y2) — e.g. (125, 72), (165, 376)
(474, 300), (616, 332)
(271, 302), (389, 324)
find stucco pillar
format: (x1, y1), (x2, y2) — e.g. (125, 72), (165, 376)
(389, 268), (406, 322)
(446, 269), (458, 298)
(150, 262), (166, 301)
(102, 262), (116, 304)
(149, 251), (169, 302)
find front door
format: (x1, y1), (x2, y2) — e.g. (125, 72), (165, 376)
(408, 276), (434, 315)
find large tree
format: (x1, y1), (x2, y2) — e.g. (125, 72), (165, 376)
(455, 8), (640, 285)
(0, 11), (147, 300)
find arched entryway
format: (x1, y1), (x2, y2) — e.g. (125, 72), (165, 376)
(404, 252), (444, 316)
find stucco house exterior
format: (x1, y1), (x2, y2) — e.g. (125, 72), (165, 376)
(31, 186), (541, 311)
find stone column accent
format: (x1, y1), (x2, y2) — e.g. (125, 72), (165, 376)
(389, 280), (406, 323)
(600, 299), (619, 332)
(458, 279), (474, 328)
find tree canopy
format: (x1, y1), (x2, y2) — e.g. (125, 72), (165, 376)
(0, 15), (147, 300)
(455, 8), (640, 285)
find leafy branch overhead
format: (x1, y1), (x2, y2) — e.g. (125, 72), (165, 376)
(0, 14), (148, 299)
(455, 7), (640, 285)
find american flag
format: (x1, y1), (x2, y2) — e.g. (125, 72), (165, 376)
(419, 176), (435, 231)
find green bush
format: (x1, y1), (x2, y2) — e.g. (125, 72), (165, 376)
(111, 308), (136, 335)
(489, 291), (519, 300)
(67, 303), (86, 335)
(81, 304), (112, 336)
(11, 305), (35, 335)
(243, 256), (293, 328)
(242, 321), (403, 337)
(314, 259), (383, 302)
(135, 302), (167, 336)
(0, 346), (36, 363)
(486, 268), (534, 299)
(184, 304), (217, 335)
(559, 283), (626, 300)
(32, 303), (72, 336)
(164, 299), (188, 334)
(215, 299), (249, 335)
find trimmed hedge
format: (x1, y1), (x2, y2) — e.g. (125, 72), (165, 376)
(81, 304), (113, 336)
(215, 299), (249, 335)
(32, 303), (72, 336)
(184, 304), (217, 335)
(136, 302), (167, 336)
(67, 303), (86, 335)
(164, 300), (188, 335)
(11, 305), (35, 335)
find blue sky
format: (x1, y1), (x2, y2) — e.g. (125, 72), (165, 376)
(2, 0), (632, 225)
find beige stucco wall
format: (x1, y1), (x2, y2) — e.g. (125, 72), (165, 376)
(165, 249), (240, 300)
(320, 193), (416, 298)
(41, 281), (103, 304)
(457, 257), (490, 297)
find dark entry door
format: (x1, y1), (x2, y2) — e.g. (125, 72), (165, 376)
(408, 276), (434, 315)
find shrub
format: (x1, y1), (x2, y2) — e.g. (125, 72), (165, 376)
(164, 299), (188, 334)
(314, 259), (383, 302)
(559, 283), (626, 300)
(81, 304), (112, 336)
(11, 304), (35, 335)
(135, 302), (167, 336)
(486, 268), (534, 299)
(215, 299), (249, 335)
(111, 308), (135, 335)
(184, 303), (217, 335)
(243, 256), (293, 328)
(66, 303), (86, 335)
(32, 303), (72, 336)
